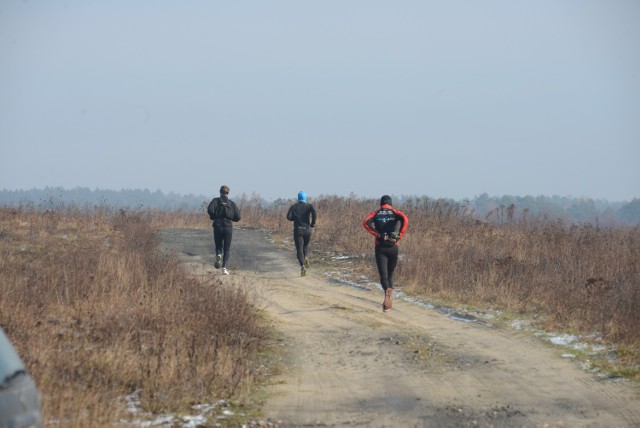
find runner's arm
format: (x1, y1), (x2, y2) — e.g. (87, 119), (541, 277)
(310, 205), (317, 227)
(207, 199), (217, 220)
(232, 201), (241, 222)
(363, 210), (381, 238)
(396, 209), (409, 239)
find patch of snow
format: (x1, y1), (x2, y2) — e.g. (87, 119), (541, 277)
(511, 319), (531, 330)
(471, 310), (497, 320)
(181, 415), (207, 427)
(539, 332), (615, 356)
(449, 312), (478, 323)
(548, 333), (580, 347)
(122, 390), (230, 427)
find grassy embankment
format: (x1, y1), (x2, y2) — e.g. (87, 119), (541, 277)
(238, 194), (640, 378)
(0, 207), (271, 426)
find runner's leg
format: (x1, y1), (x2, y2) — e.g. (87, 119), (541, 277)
(302, 228), (311, 260)
(213, 227), (223, 256)
(222, 227), (233, 268)
(374, 246), (389, 291)
(376, 246), (395, 311)
(386, 246), (399, 289)
(294, 228), (305, 266)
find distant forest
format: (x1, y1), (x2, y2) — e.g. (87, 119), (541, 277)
(1, 187), (639, 226)
(0, 187), (209, 212)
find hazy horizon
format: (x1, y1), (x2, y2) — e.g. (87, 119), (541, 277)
(1, 185), (635, 205)
(2, 1), (639, 202)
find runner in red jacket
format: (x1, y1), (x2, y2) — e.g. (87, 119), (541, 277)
(363, 195), (409, 312)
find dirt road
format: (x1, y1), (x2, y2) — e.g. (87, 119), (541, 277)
(160, 227), (640, 427)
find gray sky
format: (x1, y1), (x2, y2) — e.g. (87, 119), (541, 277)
(1, 1), (639, 202)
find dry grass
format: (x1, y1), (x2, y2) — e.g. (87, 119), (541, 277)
(3, 194), (638, 426)
(0, 207), (270, 426)
(238, 194), (640, 354)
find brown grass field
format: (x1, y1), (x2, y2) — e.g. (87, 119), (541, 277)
(0, 207), (271, 426)
(1, 194), (638, 425)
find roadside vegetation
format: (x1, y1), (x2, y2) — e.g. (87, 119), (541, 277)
(238, 194), (640, 378)
(0, 206), (270, 426)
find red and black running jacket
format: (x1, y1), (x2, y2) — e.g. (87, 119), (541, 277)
(363, 204), (408, 247)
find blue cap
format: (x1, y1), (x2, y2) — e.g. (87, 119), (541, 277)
(298, 191), (307, 202)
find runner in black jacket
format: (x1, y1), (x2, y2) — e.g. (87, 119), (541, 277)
(207, 185), (241, 275)
(363, 195), (408, 312)
(287, 191), (317, 276)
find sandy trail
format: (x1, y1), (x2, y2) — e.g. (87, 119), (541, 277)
(160, 227), (640, 428)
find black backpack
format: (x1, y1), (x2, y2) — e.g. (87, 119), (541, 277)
(375, 208), (400, 247)
(214, 199), (234, 220)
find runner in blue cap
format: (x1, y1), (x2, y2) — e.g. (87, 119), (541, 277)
(287, 191), (317, 276)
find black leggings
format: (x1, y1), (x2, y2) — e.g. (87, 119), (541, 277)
(375, 245), (398, 291)
(293, 226), (312, 266)
(213, 226), (233, 268)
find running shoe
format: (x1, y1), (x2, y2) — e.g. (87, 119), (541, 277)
(301, 266), (306, 277)
(304, 258), (310, 268)
(214, 254), (222, 269)
(222, 267), (229, 275)
(383, 303), (390, 313)
(383, 288), (393, 311)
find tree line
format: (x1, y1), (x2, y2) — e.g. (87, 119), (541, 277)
(1, 187), (638, 226)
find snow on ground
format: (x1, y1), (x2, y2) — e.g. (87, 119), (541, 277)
(323, 257), (621, 379)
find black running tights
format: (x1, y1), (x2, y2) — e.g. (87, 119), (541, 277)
(293, 227), (312, 266)
(213, 226), (233, 268)
(374, 245), (398, 291)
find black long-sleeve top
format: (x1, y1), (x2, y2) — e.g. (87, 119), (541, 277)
(286, 201), (317, 228)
